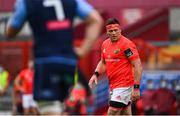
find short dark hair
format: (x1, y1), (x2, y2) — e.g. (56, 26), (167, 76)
(105, 18), (120, 26)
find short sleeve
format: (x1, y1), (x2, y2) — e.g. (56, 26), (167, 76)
(123, 41), (140, 61)
(75, 0), (94, 19)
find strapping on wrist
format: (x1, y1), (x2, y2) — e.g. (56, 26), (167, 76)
(94, 71), (100, 77)
(134, 84), (140, 89)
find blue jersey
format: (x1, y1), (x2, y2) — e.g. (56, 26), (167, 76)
(10, 0), (93, 59)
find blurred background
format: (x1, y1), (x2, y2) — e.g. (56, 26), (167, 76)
(0, 0), (180, 115)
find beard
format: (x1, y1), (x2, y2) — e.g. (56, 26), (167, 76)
(110, 37), (118, 42)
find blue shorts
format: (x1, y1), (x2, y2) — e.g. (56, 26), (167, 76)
(33, 56), (90, 101)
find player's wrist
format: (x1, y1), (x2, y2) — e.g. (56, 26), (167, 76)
(134, 82), (140, 89)
(94, 71), (100, 78)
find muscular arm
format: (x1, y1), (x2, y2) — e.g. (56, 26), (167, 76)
(95, 59), (106, 75)
(75, 10), (103, 57)
(14, 76), (23, 93)
(88, 59), (105, 88)
(131, 59), (142, 84)
(5, 0), (27, 38)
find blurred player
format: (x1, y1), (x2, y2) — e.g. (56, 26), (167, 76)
(153, 78), (177, 115)
(89, 18), (142, 115)
(15, 60), (40, 115)
(12, 71), (23, 115)
(0, 65), (10, 96)
(141, 79), (156, 115)
(63, 82), (87, 115)
(5, 0), (103, 105)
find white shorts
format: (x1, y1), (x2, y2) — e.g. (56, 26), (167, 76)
(110, 87), (133, 105)
(22, 94), (38, 108)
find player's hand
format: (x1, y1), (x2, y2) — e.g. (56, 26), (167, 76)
(74, 47), (85, 58)
(88, 75), (98, 89)
(19, 87), (24, 93)
(131, 88), (140, 102)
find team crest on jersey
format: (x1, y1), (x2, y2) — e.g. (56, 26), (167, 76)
(114, 49), (120, 54)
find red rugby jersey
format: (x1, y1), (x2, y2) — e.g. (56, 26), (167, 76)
(101, 35), (140, 90)
(18, 69), (34, 94)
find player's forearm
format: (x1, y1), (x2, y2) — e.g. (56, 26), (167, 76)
(132, 59), (143, 84)
(15, 77), (22, 91)
(95, 60), (106, 75)
(81, 11), (103, 55)
(134, 66), (142, 84)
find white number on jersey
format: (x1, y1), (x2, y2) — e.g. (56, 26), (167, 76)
(43, 0), (65, 20)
